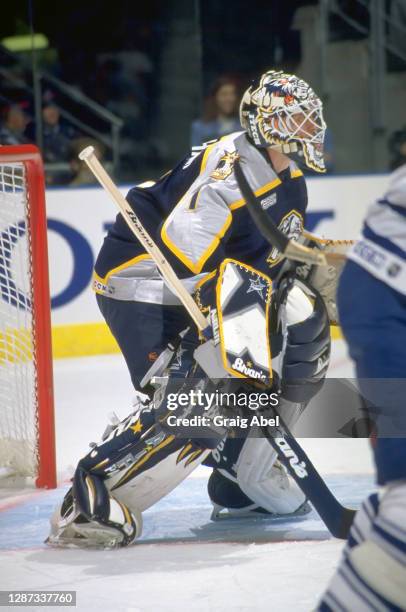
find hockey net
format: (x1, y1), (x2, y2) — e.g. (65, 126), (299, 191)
(0, 145), (56, 488)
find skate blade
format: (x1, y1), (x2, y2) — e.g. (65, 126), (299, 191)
(45, 524), (124, 550)
(211, 500), (312, 521)
(45, 534), (122, 550)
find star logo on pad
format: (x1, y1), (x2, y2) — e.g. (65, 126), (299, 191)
(130, 420), (143, 434)
(247, 278), (267, 299)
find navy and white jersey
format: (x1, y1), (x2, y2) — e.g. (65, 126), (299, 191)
(349, 164), (406, 296)
(94, 131), (307, 304)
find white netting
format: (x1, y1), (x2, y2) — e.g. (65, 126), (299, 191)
(0, 162), (38, 478)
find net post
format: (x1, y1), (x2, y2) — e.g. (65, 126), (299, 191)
(26, 151), (56, 489)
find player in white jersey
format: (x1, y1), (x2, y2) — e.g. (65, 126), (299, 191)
(318, 165), (406, 610)
(47, 70), (332, 548)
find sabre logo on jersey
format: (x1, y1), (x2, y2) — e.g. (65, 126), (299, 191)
(231, 357), (267, 380)
(267, 210), (303, 267)
(274, 438), (308, 478)
(210, 151), (240, 181)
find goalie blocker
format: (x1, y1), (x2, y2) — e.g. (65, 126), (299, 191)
(48, 260), (330, 548)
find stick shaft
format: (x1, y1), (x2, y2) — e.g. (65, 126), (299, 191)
(79, 146), (208, 331)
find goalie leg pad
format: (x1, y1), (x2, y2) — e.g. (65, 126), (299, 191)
(208, 469), (267, 518)
(235, 434), (307, 515)
(47, 404), (213, 548)
(206, 434), (307, 517)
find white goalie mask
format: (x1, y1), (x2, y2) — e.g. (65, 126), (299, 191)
(240, 70), (327, 173)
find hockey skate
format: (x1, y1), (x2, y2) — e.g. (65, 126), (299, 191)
(46, 489), (142, 550)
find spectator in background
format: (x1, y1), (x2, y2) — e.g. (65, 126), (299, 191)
(41, 103), (78, 165)
(0, 105), (30, 146)
(191, 76), (241, 146)
(24, 99), (80, 185)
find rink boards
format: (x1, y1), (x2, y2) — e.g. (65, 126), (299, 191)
(22, 174), (390, 357)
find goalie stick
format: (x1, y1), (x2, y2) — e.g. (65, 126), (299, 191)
(234, 158), (356, 538)
(79, 146), (355, 538)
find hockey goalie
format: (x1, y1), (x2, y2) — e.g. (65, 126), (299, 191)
(48, 258), (332, 548)
(47, 70), (343, 548)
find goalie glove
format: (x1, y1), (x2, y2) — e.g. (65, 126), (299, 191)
(294, 232), (354, 325)
(273, 275), (331, 404)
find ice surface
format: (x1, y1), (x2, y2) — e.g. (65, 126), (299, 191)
(0, 341), (375, 611)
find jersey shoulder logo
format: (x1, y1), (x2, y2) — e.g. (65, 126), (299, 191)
(210, 151), (239, 181)
(267, 209), (304, 267)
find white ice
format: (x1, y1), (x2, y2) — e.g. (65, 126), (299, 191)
(0, 340), (375, 611)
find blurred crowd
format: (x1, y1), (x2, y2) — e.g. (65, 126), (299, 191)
(0, 99), (106, 185)
(4, 74), (404, 184)
(0, 0), (405, 185)
(0, 1), (162, 185)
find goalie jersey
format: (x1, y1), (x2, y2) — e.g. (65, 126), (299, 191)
(94, 131), (307, 304)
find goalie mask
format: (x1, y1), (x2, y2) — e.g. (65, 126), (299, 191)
(240, 70), (327, 173)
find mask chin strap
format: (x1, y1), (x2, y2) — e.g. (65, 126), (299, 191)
(270, 142), (299, 154)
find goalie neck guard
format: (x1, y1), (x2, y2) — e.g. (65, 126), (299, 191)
(239, 70), (327, 173)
